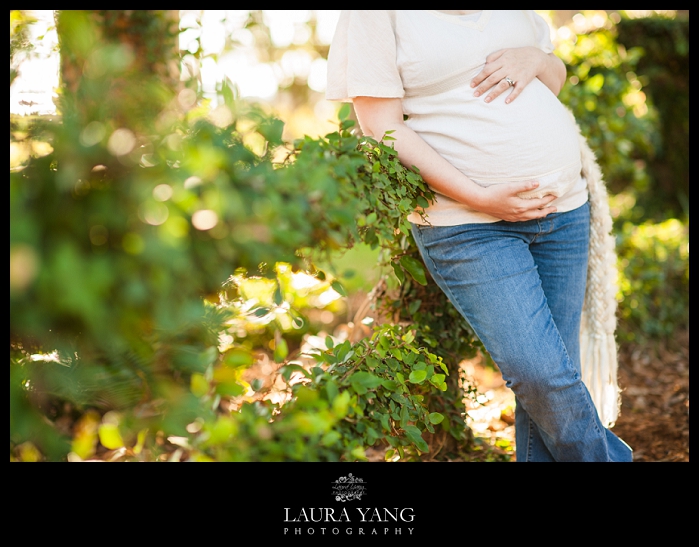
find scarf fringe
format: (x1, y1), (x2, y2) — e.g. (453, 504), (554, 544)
(576, 111), (622, 428)
(580, 331), (621, 427)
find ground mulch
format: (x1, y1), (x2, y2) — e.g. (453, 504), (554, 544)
(456, 328), (689, 462)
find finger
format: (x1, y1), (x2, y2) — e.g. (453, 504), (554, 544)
(519, 205), (556, 221)
(536, 205), (558, 217)
(504, 87), (520, 104)
(484, 49), (505, 64)
(527, 195), (557, 210)
(484, 77), (512, 103)
(471, 68), (493, 92)
(473, 69), (506, 97)
(471, 53), (503, 89)
(512, 179), (541, 194)
(504, 78), (529, 104)
(533, 202), (558, 216)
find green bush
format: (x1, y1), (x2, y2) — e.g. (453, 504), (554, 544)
(616, 15), (689, 221)
(10, 99), (479, 462)
(556, 12), (689, 223)
(615, 218), (689, 344)
(556, 14), (658, 203)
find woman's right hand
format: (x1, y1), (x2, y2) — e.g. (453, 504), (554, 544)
(471, 180), (557, 222)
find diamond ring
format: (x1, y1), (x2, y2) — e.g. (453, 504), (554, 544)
(504, 76), (515, 87)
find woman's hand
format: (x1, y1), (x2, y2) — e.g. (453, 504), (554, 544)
(471, 47), (565, 103)
(471, 180), (558, 222)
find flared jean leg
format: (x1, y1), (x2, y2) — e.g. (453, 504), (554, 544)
(411, 203), (632, 462)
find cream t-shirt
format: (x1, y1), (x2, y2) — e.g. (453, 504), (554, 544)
(326, 10), (588, 225)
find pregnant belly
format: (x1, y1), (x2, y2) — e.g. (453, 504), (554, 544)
(406, 79), (582, 184)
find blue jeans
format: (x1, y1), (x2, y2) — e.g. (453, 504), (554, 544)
(411, 202), (632, 462)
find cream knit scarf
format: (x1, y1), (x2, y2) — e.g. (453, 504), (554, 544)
(576, 117), (622, 428)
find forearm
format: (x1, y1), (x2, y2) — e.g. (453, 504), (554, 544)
(370, 124), (485, 208)
(354, 105), (484, 208)
(537, 52), (567, 96)
(352, 96), (557, 222)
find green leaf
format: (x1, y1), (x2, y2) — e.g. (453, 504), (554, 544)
(273, 285), (284, 306)
(331, 280), (346, 297)
(430, 373), (446, 386)
(215, 381), (246, 397)
(403, 425), (429, 453)
(253, 306), (270, 317)
(429, 412), (445, 424)
(400, 256), (428, 285)
(200, 347), (219, 368)
(190, 373), (209, 397)
(408, 370), (427, 383)
(221, 76), (237, 110)
(417, 195), (430, 208)
(350, 371), (384, 395)
(380, 413), (391, 432)
(407, 299), (422, 315)
(294, 385), (319, 408)
(257, 118), (285, 146)
(98, 423), (124, 450)
(331, 390), (351, 418)
(400, 405), (409, 428)
(391, 261), (405, 285)
(281, 364), (311, 382)
(338, 102), (351, 121)
(378, 334), (390, 350)
(325, 380), (339, 402)
(321, 431), (341, 447)
(381, 379), (399, 391)
(335, 341), (353, 363)
(274, 337), (288, 362)
(223, 349), (254, 368)
(251, 378), (264, 391)
(350, 446), (367, 461)
(365, 356), (380, 370)
(366, 426), (380, 445)
(133, 428), (148, 455)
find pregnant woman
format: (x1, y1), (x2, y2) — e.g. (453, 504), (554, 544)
(326, 10), (633, 462)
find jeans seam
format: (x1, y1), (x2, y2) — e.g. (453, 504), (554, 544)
(576, 380), (607, 444)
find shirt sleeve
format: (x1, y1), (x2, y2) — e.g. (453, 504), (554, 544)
(527, 10), (555, 54)
(325, 10), (405, 102)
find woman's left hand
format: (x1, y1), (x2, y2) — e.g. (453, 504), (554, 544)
(471, 46), (548, 104)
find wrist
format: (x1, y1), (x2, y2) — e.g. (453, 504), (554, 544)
(460, 179), (486, 210)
